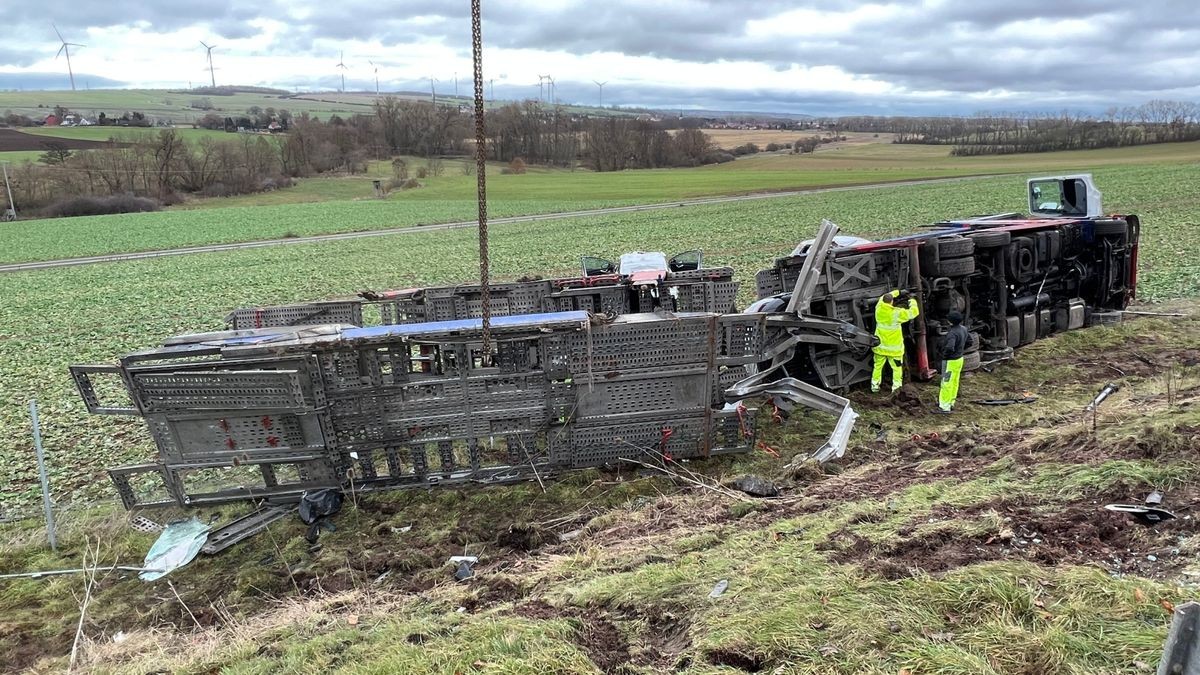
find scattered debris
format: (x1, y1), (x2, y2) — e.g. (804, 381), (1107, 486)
(1085, 383), (1121, 413)
(140, 518), (210, 582)
(731, 475), (779, 498)
(449, 555), (479, 581)
(299, 489), (344, 544)
(128, 515), (163, 533)
(972, 395), (1038, 406)
(1105, 504), (1177, 526)
(708, 580), (729, 599)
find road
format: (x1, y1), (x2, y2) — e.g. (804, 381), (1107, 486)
(0, 175), (999, 274)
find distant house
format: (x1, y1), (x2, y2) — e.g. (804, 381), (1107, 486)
(43, 114), (60, 126)
(77, 117), (93, 126)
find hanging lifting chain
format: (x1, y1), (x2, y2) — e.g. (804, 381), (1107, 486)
(471, 0), (492, 363)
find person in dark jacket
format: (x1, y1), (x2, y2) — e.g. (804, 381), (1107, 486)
(937, 310), (969, 412)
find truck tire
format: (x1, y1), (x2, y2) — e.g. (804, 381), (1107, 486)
(1094, 219), (1128, 236)
(962, 350), (982, 371)
(979, 347), (1014, 363)
(966, 331), (981, 353)
(938, 236), (975, 259)
(936, 256), (976, 277)
(968, 230), (1012, 248)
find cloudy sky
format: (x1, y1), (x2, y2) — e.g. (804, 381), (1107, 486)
(2, 0), (1199, 115)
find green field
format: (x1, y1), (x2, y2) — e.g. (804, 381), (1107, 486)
(0, 88), (378, 124)
(4, 140), (1200, 265)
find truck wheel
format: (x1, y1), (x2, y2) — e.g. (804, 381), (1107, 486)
(936, 256), (976, 277)
(966, 331), (981, 353)
(1094, 219), (1128, 236)
(938, 236), (975, 259)
(968, 230), (1011, 248)
(979, 347), (1013, 363)
(962, 350), (982, 371)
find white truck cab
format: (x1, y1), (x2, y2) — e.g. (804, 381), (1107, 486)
(1028, 174), (1103, 218)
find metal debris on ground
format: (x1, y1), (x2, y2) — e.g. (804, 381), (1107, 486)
(972, 395), (1038, 406)
(1104, 503), (1177, 527)
(140, 518), (210, 581)
(1085, 383), (1121, 413)
(1157, 601), (1199, 675)
(128, 515), (163, 533)
(0, 565), (158, 581)
(708, 580), (729, 598)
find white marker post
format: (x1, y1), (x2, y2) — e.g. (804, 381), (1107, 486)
(30, 400), (57, 551)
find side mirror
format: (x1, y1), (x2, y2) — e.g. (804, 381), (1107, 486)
(581, 255), (615, 277)
(668, 250), (702, 272)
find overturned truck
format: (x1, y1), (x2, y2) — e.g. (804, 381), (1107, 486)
(71, 175), (1138, 545)
(750, 174), (1139, 388)
(71, 235), (870, 548)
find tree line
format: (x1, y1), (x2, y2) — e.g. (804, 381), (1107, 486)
(834, 100), (1200, 155)
(6, 97), (747, 217)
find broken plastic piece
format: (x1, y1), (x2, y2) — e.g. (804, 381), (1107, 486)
(140, 518), (209, 581)
(1146, 491), (1164, 506)
(708, 580), (729, 598)
(1103, 503), (1176, 526)
(450, 555), (478, 581)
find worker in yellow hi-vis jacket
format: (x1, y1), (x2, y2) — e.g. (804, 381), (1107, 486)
(871, 289), (920, 393)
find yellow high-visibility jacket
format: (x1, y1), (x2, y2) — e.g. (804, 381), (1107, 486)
(873, 290), (920, 357)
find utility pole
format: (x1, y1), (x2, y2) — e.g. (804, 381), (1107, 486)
(593, 80), (608, 108)
(2, 162), (16, 222)
(454, 72), (459, 99)
(429, 77), (438, 105)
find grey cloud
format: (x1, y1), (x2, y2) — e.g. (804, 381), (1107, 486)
(1, 0), (1198, 113)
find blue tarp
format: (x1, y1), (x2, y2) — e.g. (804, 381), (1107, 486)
(341, 310), (591, 340)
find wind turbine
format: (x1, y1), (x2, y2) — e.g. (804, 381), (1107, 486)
(53, 24), (85, 91)
(200, 41), (218, 88)
(336, 51), (348, 93)
(368, 60), (380, 95)
(593, 80), (608, 108)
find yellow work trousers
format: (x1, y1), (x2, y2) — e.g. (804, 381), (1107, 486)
(939, 357), (964, 411)
(871, 352), (903, 392)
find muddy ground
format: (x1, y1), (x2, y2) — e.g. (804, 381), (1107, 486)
(0, 128), (119, 152)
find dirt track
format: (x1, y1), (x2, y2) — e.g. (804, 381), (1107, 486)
(0, 174), (998, 274)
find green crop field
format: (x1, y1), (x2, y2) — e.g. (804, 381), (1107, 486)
(0, 88), (377, 124)
(4, 140), (1200, 265)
